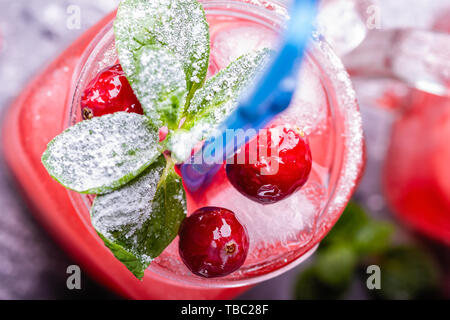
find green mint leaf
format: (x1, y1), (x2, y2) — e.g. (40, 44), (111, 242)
(294, 267), (350, 300)
(184, 48), (272, 127)
(371, 246), (440, 300)
(97, 233), (149, 280)
(322, 201), (370, 248)
(91, 155), (187, 279)
(130, 44), (187, 128)
(353, 221), (394, 255)
(114, 0), (210, 104)
(41, 112), (161, 195)
(166, 49), (272, 162)
(323, 201), (395, 256)
(315, 244), (358, 287)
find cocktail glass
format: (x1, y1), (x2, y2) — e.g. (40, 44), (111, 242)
(338, 0), (450, 245)
(3, 0), (364, 297)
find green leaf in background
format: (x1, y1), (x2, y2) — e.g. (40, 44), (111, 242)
(130, 44), (187, 128)
(294, 267), (349, 300)
(321, 201), (370, 248)
(114, 0), (210, 102)
(41, 112), (161, 195)
(294, 201), (442, 300)
(315, 244), (358, 287)
(354, 221), (394, 255)
(91, 155), (187, 279)
(323, 201), (393, 257)
(166, 49), (272, 162)
(371, 246), (440, 300)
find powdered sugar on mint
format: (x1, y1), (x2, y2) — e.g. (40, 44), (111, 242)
(42, 112), (160, 194)
(114, 0), (210, 93)
(91, 155), (187, 264)
(131, 45), (187, 127)
(91, 156), (166, 258)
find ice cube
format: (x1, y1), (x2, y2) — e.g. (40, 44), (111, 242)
(317, 0), (371, 56)
(210, 21), (278, 70)
(391, 30), (450, 96)
(372, 0), (450, 30)
(344, 29), (450, 96)
(209, 183), (318, 256)
(196, 168), (325, 260)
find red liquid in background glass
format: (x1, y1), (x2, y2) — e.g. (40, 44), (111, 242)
(384, 89), (450, 245)
(383, 15), (450, 245)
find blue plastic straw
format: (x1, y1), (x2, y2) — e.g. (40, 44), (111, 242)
(180, 0), (318, 191)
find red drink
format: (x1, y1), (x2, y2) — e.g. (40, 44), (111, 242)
(3, 1), (364, 297)
(382, 8), (450, 246)
(384, 89), (450, 245)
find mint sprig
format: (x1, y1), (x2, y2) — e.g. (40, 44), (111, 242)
(91, 156), (186, 279)
(41, 0), (271, 279)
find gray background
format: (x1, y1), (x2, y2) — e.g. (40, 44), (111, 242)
(0, 0), (122, 299)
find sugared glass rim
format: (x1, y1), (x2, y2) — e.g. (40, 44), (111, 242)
(65, 0), (364, 288)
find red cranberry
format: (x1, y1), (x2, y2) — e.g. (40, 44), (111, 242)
(226, 124), (312, 204)
(81, 64), (143, 120)
(178, 207), (249, 278)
